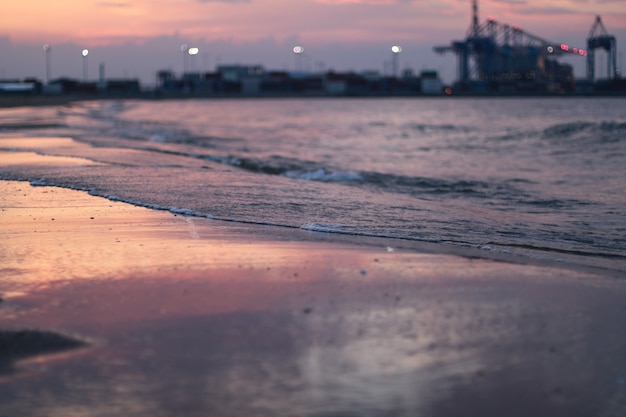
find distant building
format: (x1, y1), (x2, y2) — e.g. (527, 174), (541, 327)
(324, 73), (347, 95)
(102, 79), (141, 94)
(0, 80), (38, 95)
(45, 78), (96, 94)
(42, 77), (140, 96)
(420, 71), (443, 95)
(241, 77), (262, 95)
(218, 65), (264, 82)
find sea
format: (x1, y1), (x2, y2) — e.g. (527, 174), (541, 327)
(1, 97), (625, 274)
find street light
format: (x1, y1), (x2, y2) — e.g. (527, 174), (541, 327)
(43, 44), (51, 83)
(391, 45), (402, 78)
(188, 47), (199, 72)
(82, 49), (89, 81)
(293, 45), (304, 72)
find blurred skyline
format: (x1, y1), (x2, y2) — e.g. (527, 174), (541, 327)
(1, 0), (625, 85)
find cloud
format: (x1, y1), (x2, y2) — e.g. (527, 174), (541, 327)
(315, 0), (413, 4)
(196, 0), (251, 3)
(490, 0), (527, 5)
(484, 1), (578, 15)
(514, 6), (577, 15)
(97, 1), (131, 7)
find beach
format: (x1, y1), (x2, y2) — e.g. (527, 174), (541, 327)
(1, 97), (626, 416)
(1, 177), (626, 416)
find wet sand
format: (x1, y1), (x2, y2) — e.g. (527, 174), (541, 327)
(1, 179), (626, 416)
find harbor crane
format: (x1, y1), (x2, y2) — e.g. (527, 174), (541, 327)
(434, 0), (586, 92)
(587, 16), (618, 80)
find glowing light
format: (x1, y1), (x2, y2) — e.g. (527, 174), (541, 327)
(391, 45), (402, 54)
(81, 48), (89, 57)
(293, 46), (304, 54)
(560, 44), (569, 51)
(444, 87), (452, 95)
(547, 46), (554, 53)
(188, 47), (199, 56)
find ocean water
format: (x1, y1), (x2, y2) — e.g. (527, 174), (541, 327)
(1, 97), (626, 273)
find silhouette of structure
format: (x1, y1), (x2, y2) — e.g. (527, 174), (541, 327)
(155, 65), (442, 97)
(587, 16), (618, 80)
(434, 0), (587, 93)
(3, 3), (625, 101)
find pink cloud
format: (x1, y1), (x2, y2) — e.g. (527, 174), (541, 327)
(316, 0), (411, 4)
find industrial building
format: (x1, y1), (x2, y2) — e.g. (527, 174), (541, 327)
(156, 66), (442, 97)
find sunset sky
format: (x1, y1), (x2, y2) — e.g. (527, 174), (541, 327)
(1, 0), (624, 84)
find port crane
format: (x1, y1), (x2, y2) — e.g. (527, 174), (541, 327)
(587, 15), (618, 80)
(434, 0), (587, 91)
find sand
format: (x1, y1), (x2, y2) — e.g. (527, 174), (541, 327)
(1, 179), (626, 417)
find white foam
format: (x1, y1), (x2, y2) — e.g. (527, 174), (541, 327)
(300, 223), (349, 233)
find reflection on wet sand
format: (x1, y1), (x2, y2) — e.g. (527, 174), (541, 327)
(1, 181), (626, 417)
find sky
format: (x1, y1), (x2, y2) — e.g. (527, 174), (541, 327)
(1, 0), (625, 85)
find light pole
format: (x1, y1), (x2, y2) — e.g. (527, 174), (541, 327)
(391, 45), (402, 78)
(43, 44), (51, 83)
(293, 46), (304, 72)
(181, 44), (189, 74)
(82, 49), (89, 81)
(188, 47), (199, 72)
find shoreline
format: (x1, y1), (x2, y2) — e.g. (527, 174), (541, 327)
(2, 179), (626, 416)
(0, 140), (623, 277)
(3, 171), (621, 278)
(1, 90), (625, 108)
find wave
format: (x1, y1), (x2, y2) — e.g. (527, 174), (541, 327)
(541, 121), (626, 143)
(403, 122), (475, 133)
(218, 154), (594, 210)
(27, 177), (620, 270)
(484, 120), (626, 145)
(130, 145), (585, 209)
(61, 102), (248, 150)
(284, 169), (363, 182)
(10, 119), (589, 213)
(193, 151), (499, 195)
